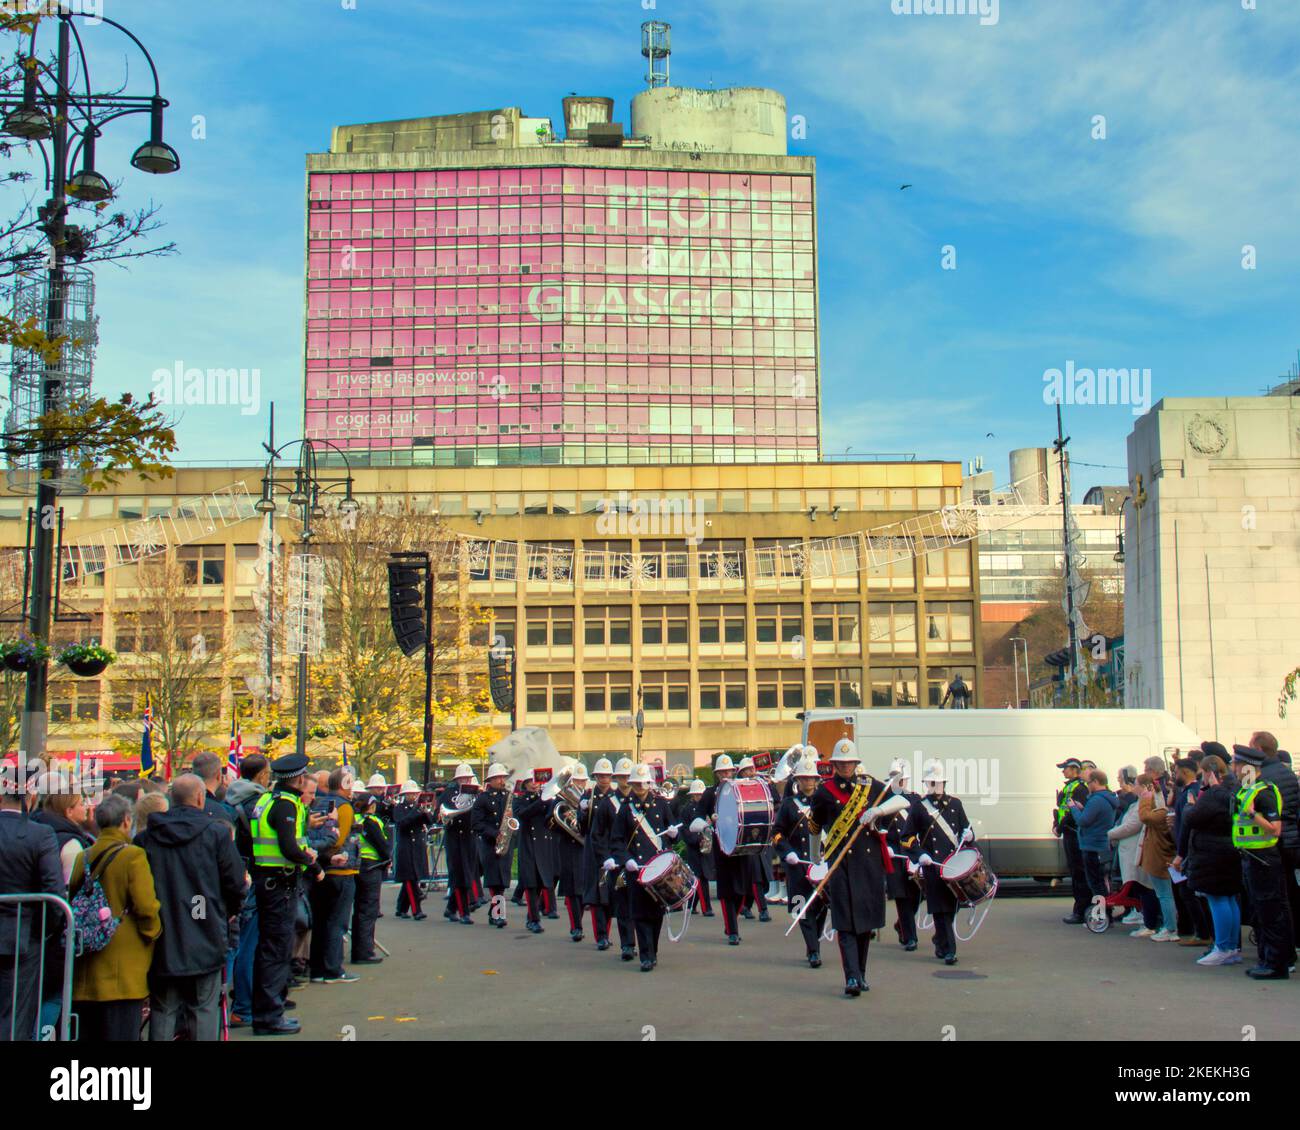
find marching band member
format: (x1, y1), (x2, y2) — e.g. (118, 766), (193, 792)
(681, 779), (715, 916)
(701, 754), (748, 944)
(883, 759), (923, 951)
(609, 758), (635, 958)
(774, 753), (826, 968)
(514, 768), (558, 935)
(735, 757), (771, 922)
(591, 758), (636, 959)
(582, 757), (616, 950)
(808, 739), (909, 997)
(549, 762), (589, 941)
(393, 779), (434, 920)
(470, 764), (515, 928)
(610, 763), (681, 972)
(908, 762), (972, 965)
(439, 764), (478, 925)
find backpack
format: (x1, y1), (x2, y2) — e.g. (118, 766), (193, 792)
(69, 843), (129, 955)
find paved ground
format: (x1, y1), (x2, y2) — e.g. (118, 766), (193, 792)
(234, 884), (1297, 1042)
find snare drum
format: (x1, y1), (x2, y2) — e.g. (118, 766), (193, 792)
(715, 779), (775, 856)
(637, 851), (698, 911)
(939, 848), (998, 907)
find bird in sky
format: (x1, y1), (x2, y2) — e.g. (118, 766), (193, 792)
(900, 184), (912, 190)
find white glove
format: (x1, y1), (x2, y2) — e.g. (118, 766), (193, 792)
(907, 860), (920, 876)
(689, 817), (706, 834)
(580, 798), (590, 811)
(784, 851), (799, 866)
(602, 857), (616, 872)
(625, 860), (640, 873)
(859, 807), (879, 827)
(961, 826), (974, 844)
(918, 852), (934, 867)
(664, 824), (680, 840)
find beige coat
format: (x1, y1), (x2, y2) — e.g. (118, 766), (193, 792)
(1137, 794), (1175, 881)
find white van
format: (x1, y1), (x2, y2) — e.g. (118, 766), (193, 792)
(800, 708), (1203, 879)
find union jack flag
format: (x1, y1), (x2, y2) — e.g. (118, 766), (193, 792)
(140, 694), (155, 779)
(228, 708), (242, 773)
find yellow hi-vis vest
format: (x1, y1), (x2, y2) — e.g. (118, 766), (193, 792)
(358, 814), (384, 861)
(251, 790), (308, 869)
(1232, 782), (1282, 851)
(1056, 778), (1085, 826)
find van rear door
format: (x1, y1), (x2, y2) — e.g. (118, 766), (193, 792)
(806, 714), (855, 761)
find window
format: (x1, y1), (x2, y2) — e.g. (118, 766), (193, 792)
(524, 672), (574, 715)
(233, 545), (260, 587)
(698, 539), (744, 583)
(871, 666), (920, 707)
(525, 541), (574, 584)
(641, 604), (690, 648)
(756, 668), (804, 714)
(641, 670), (690, 717)
(525, 606), (573, 649)
(868, 602), (917, 655)
(470, 608), (516, 650)
(811, 602), (859, 649)
(923, 541), (972, 590)
(698, 604), (745, 647)
(178, 545), (225, 585)
(754, 603), (803, 651)
(813, 667), (863, 709)
(928, 666), (977, 707)
(867, 542), (915, 591)
(584, 606), (631, 648)
(640, 539), (690, 584)
(583, 671), (632, 715)
(699, 670), (746, 715)
(923, 601), (974, 655)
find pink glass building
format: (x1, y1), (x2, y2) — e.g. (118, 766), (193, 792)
(304, 95), (820, 466)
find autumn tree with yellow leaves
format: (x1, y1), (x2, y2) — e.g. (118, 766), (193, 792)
(303, 501), (496, 780)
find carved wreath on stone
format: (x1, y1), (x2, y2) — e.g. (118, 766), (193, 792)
(1186, 414), (1229, 456)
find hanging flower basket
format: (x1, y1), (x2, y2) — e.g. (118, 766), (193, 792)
(55, 641), (117, 678)
(267, 723), (291, 741)
(309, 724), (333, 739)
(1, 637), (50, 673)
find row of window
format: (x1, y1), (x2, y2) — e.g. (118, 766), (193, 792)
(519, 665), (977, 716)
(484, 602), (974, 654)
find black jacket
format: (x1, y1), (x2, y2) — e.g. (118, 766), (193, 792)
(0, 809), (64, 954)
(1182, 783), (1240, 897)
(1260, 759), (1299, 852)
(135, 805), (247, 977)
(32, 809), (95, 855)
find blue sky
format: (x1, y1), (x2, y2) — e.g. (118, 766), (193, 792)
(18, 0), (1300, 496)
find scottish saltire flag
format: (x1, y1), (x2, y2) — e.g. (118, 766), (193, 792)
(228, 708), (242, 773)
(140, 694), (155, 778)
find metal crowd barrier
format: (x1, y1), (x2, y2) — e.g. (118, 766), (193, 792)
(0, 893), (75, 1042)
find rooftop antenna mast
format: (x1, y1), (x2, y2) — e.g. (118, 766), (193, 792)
(642, 21), (671, 88)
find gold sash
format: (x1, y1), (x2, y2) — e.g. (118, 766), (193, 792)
(821, 781), (872, 861)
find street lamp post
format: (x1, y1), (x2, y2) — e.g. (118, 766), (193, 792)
(1, 13), (179, 758)
(1009, 636), (1029, 708)
(256, 420), (358, 759)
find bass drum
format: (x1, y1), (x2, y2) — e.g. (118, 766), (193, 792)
(715, 778), (775, 857)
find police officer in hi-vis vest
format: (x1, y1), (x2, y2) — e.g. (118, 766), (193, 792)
(1053, 758), (1091, 924)
(349, 788), (391, 965)
(249, 752), (324, 1036)
(1231, 746), (1294, 980)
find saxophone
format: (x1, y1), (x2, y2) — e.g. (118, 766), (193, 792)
(494, 785), (519, 857)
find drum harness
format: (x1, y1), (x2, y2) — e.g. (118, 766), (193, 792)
(915, 800), (992, 943)
(627, 801), (696, 943)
